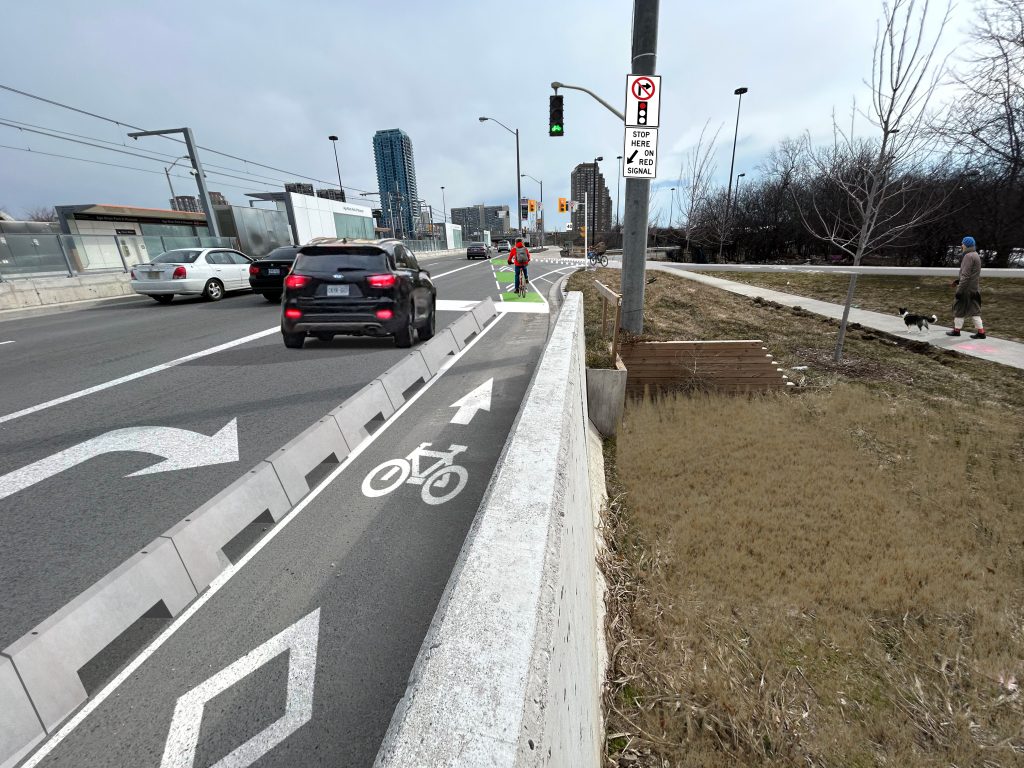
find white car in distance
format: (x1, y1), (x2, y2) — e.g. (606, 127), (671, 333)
(130, 248), (254, 303)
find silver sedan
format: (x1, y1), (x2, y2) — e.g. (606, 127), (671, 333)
(130, 248), (254, 303)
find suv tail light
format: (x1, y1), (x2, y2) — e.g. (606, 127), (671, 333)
(367, 273), (397, 289)
(172, 266), (187, 279)
(285, 274), (310, 289)
(284, 308), (302, 319)
(375, 309), (394, 320)
(248, 265), (260, 275)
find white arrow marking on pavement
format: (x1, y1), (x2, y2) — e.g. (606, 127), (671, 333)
(0, 340), (15, 346)
(449, 378), (493, 425)
(0, 419), (239, 501)
(161, 608), (320, 768)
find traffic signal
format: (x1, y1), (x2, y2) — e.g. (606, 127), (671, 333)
(549, 94), (564, 137)
(558, 197), (568, 213)
(521, 202), (529, 222)
(528, 199), (536, 213)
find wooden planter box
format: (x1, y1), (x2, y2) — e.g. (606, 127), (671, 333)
(619, 340), (792, 394)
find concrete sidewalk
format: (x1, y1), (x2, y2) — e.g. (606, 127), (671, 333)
(652, 263), (1024, 372)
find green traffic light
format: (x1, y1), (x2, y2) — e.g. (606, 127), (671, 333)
(550, 124), (563, 134)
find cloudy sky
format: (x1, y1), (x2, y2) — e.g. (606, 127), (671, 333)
(0, 0), (971, 231)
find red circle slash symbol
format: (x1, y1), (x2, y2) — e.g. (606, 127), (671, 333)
(631, 77), (655, 100)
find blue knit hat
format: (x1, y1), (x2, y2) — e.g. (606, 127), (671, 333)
(962, 236), (976, 247)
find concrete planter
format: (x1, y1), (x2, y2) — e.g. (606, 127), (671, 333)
(586, 357), (627, 436)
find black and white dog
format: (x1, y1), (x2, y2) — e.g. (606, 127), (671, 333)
(898, 308), (938, 332)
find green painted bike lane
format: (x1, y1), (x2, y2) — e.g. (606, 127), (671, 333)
(489, 257), (544, 304)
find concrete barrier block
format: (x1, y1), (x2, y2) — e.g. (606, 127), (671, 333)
(268, 417), (351, 506)
(470, 297), (497, 329)
(418, 329), (459, 376)
(447, 313), (481, 349)
(378, 352), (430, 410)
(330, 380), (395, 449)
(586, 365), (627, 437)
(4, 537), (196, 732)
(163, 461), (291, 591)
(0, 656), (45, 768)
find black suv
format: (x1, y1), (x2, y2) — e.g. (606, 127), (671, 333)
(248, 245), (301, 302)
(280, 240), (436, 349)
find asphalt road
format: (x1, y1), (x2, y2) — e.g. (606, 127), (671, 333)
(27, 306), (553, 768)
(0, 252), (570, 652)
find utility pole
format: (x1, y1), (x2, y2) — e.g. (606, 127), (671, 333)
(128, 127), (220, 238)
(620, 0), (659, 333)
(616, 155), (623, 227)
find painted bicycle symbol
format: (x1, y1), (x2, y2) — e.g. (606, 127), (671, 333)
(361, 442), (469, 505)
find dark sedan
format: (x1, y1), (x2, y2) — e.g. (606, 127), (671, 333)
(466, 241), (491, 260)
(248, 245), (302, 302)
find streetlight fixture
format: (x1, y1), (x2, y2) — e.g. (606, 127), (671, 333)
(163, 156), (190, 209)
(719, 86), (749, 261)
(327, 135), (346, 202)
(616, 155), (623, 228)
(521, 173), (544, 246)
(479, 116), (522, 236)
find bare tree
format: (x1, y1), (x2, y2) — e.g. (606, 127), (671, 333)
(934, 0), (1023, 266)
(675, 120), (722, 258)
(23, 206), (57, 222)
(796, 0), (953, 360)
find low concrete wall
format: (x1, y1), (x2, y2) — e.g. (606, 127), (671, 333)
(375, 292), (602, 767)
(586, 358), (627, 436)
(0, 273), (132, 311)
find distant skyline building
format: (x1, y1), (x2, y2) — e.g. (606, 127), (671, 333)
(570, 163), (612, 234)
(209, 191), (228, 206)
(450, 204), (510, 237)
(170, 195), (201, 213)
(373, 128), (420, 238)
(284, 182), (315, 197)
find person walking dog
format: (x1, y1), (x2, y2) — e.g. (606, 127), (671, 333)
(947, 236), (986, 339)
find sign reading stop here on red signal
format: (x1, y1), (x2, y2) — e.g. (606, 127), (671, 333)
(622, 127), (659, 179)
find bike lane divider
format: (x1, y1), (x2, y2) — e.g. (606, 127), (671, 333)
(22, 307), (554, 768)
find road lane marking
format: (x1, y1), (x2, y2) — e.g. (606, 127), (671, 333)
(0, 263), (492, 426)
(0, 328), (279, 425)
(362, 443), (469, 505)
(160, 609), (320, 768)
(449, 378), (492, 425)
(0, 340), (14, 345)
(21, 311), (508, 766)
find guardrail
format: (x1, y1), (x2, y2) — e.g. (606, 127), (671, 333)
(0, 300), (498, 768)
(375, 292), (602, 767)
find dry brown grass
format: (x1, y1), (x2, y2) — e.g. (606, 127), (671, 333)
(704, 272), (1024, 344)
(569, 270), (1024, 767)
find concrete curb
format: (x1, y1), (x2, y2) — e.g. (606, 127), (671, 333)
(0, 300), (500, 768)
(374, 293), (602, 767)
(3, 537), (197, 732)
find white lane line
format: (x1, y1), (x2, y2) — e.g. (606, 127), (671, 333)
(20, 310), (508, 766)
(0, 264), (492, 425)
(0, 340), (14, 345)
(430, 259), (491, 278)
(0, 327), (279, 425)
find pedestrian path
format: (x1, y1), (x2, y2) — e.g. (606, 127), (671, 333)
(654, 263), (1024, 372)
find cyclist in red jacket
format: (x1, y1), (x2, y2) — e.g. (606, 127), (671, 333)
(507, 238), (531, 294)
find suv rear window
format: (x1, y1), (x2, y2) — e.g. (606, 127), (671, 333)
(294, 246), (389, 272)
(153, 249), (202, 264)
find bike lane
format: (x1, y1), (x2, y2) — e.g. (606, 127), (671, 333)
(28, 308), (552, 768)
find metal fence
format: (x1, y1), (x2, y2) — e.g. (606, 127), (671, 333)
(0, 233), (239, 279)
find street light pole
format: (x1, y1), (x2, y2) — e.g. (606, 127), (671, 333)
(521, 173), (544, 246)
(327, 135), (346, 202)
(620, 0), (659, 334)
(616, 155), (623, 228)
(719, 86), (748, 262)
(478, 116), (522, 236)
(128, 127), (220, 237)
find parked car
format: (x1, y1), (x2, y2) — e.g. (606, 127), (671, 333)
(248, 245), (301, 302)
(280, 239), (436, 349)
(466, 241), (491, 260)
(130, 248), (254, 303)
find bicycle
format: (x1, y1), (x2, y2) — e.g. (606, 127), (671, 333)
(361, 442), (469, 505)
(514, 267), (529, 298)
(587, 250), (608, 268)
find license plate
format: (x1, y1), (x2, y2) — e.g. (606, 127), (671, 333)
(148, 272), (161, 279)
(267, 268), (280, 275)
(326, 284), (350, 297)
